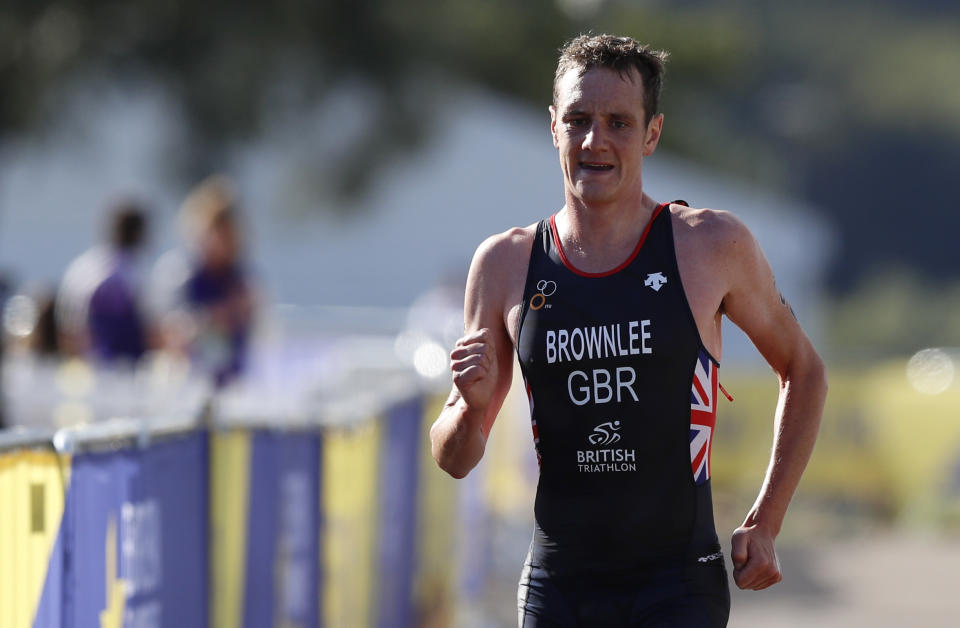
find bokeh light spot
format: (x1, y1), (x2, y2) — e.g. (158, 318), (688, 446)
(413, 342), (449, 379)
(56, 358), (96, 397)
(906, 348), (955, 395)
(3, 295), (38, 338)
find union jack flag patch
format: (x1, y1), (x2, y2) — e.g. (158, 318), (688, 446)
(524, 376), (542, 467)
(690, 349), (719, 485)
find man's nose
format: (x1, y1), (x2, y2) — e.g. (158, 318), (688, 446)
(582, 122), (606, 150)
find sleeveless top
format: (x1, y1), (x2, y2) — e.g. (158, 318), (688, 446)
(515, 202), (722, 574)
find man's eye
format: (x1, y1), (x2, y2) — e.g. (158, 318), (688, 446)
(611, 120), (628, 129)
(567, 118), (587, 127)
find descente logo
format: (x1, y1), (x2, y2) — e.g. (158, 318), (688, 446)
(644, 272), (668, 292)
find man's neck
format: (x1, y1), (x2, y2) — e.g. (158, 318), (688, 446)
(557, 193), (660, 261)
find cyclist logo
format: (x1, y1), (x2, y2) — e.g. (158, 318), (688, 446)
(588, 421), (622, 446)
(529, 280), (557, 310)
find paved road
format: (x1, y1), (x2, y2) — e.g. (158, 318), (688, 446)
(464, 527), (960, 627)
(729, 532), (960, 627)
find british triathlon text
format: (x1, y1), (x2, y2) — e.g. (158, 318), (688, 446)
(544, 320), (653, 474)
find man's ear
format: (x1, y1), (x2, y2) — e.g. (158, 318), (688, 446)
(549, 105), (560, 148)
(643, 113), (664, 156)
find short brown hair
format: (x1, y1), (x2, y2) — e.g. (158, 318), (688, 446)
(107, 200), (148, 251)
(554, 34), (668, 126)
(179, 174), (237, 245)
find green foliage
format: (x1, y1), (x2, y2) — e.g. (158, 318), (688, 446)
(3, 2), (959, 163)
(2, 0), (960, 286)
(827, 270), (960, 359)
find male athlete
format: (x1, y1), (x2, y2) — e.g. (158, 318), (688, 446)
(430, 34), (827, 627)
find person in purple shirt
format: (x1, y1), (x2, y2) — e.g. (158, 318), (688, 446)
(57, 202), (151, 365)
(159, 176), (255, 388)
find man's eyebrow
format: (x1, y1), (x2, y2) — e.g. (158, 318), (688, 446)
(563, 108), (639, 122)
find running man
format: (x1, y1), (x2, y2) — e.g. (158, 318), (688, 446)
(430, 34), (827, 627)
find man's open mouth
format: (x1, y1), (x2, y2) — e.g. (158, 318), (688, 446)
(580, 162), (614, 171)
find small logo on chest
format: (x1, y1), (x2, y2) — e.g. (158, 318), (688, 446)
(577, 421), (637, 473)
(644, 272), (668, 292)
(588, 420), (621, 445)
(530, 279), (557, 310)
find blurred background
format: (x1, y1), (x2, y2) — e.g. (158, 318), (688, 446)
(1, 0), (959, 626)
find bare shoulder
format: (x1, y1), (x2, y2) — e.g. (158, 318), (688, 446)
(465, 223), (538, 334)
(672, 204), (753, 245)
(671, 204), (759, 265)
(473, 223), (537, 264)
(468, 223), (538, 285)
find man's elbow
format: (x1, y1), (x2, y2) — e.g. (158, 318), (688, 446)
(809, 350), (828, 396)
(783, 342), (826, 380)
(432, 448), (475, 479)
(791, 348), (828, 403)
(440, 461), (471, 480)
(429, 423), (478, 479)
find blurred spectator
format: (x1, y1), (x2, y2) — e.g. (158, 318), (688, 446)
(153, 175), (256, 388)
(31, 292), (61, 357)
(56, 200), (152, 365)
(3, 284), (63, 359)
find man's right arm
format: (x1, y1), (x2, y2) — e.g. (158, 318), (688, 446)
(430, 230), (526, 478)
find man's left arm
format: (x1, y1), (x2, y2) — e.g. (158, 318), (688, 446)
(718, 215), (828, 591)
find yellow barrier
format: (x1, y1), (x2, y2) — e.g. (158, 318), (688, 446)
(0, 447), (69, 628)
(322, 419), (381, 628)
(713, 371), (894, 507)
(209, 430), (253, 628)
(863, 362), (960, 523)
(483, 373), (539, 521)
(413, 394), (459, 628)
(711, 361), (960, 524)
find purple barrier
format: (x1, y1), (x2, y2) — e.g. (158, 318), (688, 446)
(242, 430), (321, 628)
(62, 430), (208, 628)
(377, 396), (423, 628)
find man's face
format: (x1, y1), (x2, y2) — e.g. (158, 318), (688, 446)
(550, 66), (663, 208)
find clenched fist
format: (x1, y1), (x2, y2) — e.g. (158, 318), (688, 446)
(731, 524), (783, 590)
(450, 328), (499, 412)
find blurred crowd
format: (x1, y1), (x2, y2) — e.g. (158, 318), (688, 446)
(0, 175), (257, 430)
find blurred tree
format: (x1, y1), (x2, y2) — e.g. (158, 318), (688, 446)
(1, 0), (959, 289)
(0, 0), (575, 200)
(827, 269), (960, 359)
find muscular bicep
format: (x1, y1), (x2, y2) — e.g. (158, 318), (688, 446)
(720, 228), (814, 378)
(460, 236), (520, 434)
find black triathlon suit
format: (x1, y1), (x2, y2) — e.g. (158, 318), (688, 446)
(515, 202), (730, 627)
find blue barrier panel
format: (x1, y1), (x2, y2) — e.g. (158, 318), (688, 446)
(32, 524), (66, 628)
(456, 464), (491, 611)
(64, 430), (208, 628)
(243, 430), (321, 628)
(377, 396), (423, 628)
